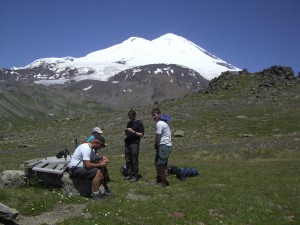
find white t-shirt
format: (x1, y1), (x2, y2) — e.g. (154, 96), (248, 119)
(156, 120), (172, 146)
(69, 143), (96, 168)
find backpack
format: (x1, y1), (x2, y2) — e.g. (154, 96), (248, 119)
(160, 114), (171, 123)
(167, 165), (178, 175)
(176, 167), (199, 181)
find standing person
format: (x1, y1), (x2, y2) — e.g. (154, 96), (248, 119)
(151, 108), (172, 187)
(123, 109), (144, 182)
(69, 135), (110, 200)
(87, 127), (104, 143)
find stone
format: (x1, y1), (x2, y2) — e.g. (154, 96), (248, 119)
(61, 172), (93, 197)
(240, 134), (254, 138)
(174, 130), (185, 137)
(0, 170), (27, 189)
(236, 115), (248, 119)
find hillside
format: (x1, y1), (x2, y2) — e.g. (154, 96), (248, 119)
(0, 66), (298, 154)
(0, 81), (112, 131)
(0, 64), (209, 130)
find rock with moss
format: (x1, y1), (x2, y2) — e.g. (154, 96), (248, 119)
(0, 170), (27, 189)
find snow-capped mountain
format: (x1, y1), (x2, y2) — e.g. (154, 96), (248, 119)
(0, 34), (243, 126)
(10, 33), (240, 85)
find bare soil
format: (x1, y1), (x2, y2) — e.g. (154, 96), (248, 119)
(14, 203), (89, 225)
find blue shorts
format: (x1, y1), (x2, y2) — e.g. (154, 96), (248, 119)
(72, 167), (99, 180)
(155, 145), (172, 166)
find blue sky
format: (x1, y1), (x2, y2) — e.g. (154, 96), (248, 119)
(0, 0), (299, 74)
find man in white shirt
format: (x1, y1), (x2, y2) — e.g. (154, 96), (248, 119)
(69, 135), (110, 200)
(151, 107), (172, 187)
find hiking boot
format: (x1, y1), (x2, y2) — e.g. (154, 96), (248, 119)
(160, 180), (170, 187)
(123, 175), (132, 180)
(129, 177), (138, 182)
(103, 190), (114, 196)
(92, 194), (107, 201)
(156, 176), (162, 183)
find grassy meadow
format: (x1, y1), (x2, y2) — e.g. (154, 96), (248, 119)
(0, 73), (299, 225)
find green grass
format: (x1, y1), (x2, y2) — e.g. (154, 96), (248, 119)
(1, 150), (299, 225)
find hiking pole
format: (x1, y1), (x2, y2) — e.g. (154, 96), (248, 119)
(63, 148), (72, 160)
(75, 138), (78, 148)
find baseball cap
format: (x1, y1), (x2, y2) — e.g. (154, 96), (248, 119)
(93, 127), (103, 134)
(94, 134), (105, 145)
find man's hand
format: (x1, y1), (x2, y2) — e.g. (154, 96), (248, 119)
(99, 157), (109, 167)
(125, 128), (135, 134)
(101, 157), (109, 163)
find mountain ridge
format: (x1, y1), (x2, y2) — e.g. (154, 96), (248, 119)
(2, 33), (240, 85)
(0, 33), (246, 130)
(0, 65), (298, 133)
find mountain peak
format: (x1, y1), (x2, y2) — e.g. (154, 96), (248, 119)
(152, 33), (188, 46)
(157, 33), (182, 40)
(16, 33), (240, 83)
(122, 36), (149, 45)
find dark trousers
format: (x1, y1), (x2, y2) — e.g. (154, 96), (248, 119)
(125, 142), (140, 178)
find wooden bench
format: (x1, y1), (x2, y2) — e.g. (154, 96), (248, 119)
(24, 156), (93, 196)
(25, 156), (72, 186)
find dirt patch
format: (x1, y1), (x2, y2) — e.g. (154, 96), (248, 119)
(125, 193), (148, 201)
(15, 203), (89, 225)
(125, 188), (149, 201)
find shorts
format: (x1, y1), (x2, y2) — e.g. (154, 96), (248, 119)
(155, 145), (172, 166)
(71, 167), (99, 180)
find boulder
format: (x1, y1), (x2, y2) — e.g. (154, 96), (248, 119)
(0, 170), (27, 189)
(61, 172), (93, 197)
(174, 130), (185, 137)
(240, 134), (254, 138)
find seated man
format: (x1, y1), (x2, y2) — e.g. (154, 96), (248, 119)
(86, 127), (110, 188)
(69, 135), (110, 200)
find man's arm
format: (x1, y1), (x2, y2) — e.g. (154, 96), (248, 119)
(125, 127), (144, 138)
(83, 158), (109, 170)
(154, 133), (161, 147)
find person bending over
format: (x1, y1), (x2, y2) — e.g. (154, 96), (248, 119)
(69, 135), (110, 200)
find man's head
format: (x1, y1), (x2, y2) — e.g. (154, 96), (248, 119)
(127, 109), (137, 121)
(91, 134), (106, 149)
(151, 107), (161, 122)
(93, 127), (103, 135)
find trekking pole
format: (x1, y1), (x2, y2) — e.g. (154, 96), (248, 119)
(64, 148), (72, 160)
(75, 138), (78, 148)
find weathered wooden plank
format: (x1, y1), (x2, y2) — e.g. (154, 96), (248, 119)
(55, 163), (68, 171)
(34, 162), (49, 168)
(46, 156), (72, 163)
(24, 160), (43, 169)
(32, 167), (65, 175)
(44, 163), (60, 169)
(0, 203), (18, 220)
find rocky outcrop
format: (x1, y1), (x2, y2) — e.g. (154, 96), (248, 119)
(0, 170), (27, 189)
(61, 173), (93, 197)
(256, 66), (297, 87)
(205, 66), (299, 94)
(110, 64), (209, 93)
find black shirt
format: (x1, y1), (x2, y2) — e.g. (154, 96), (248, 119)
(124, 119), (144, 144)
